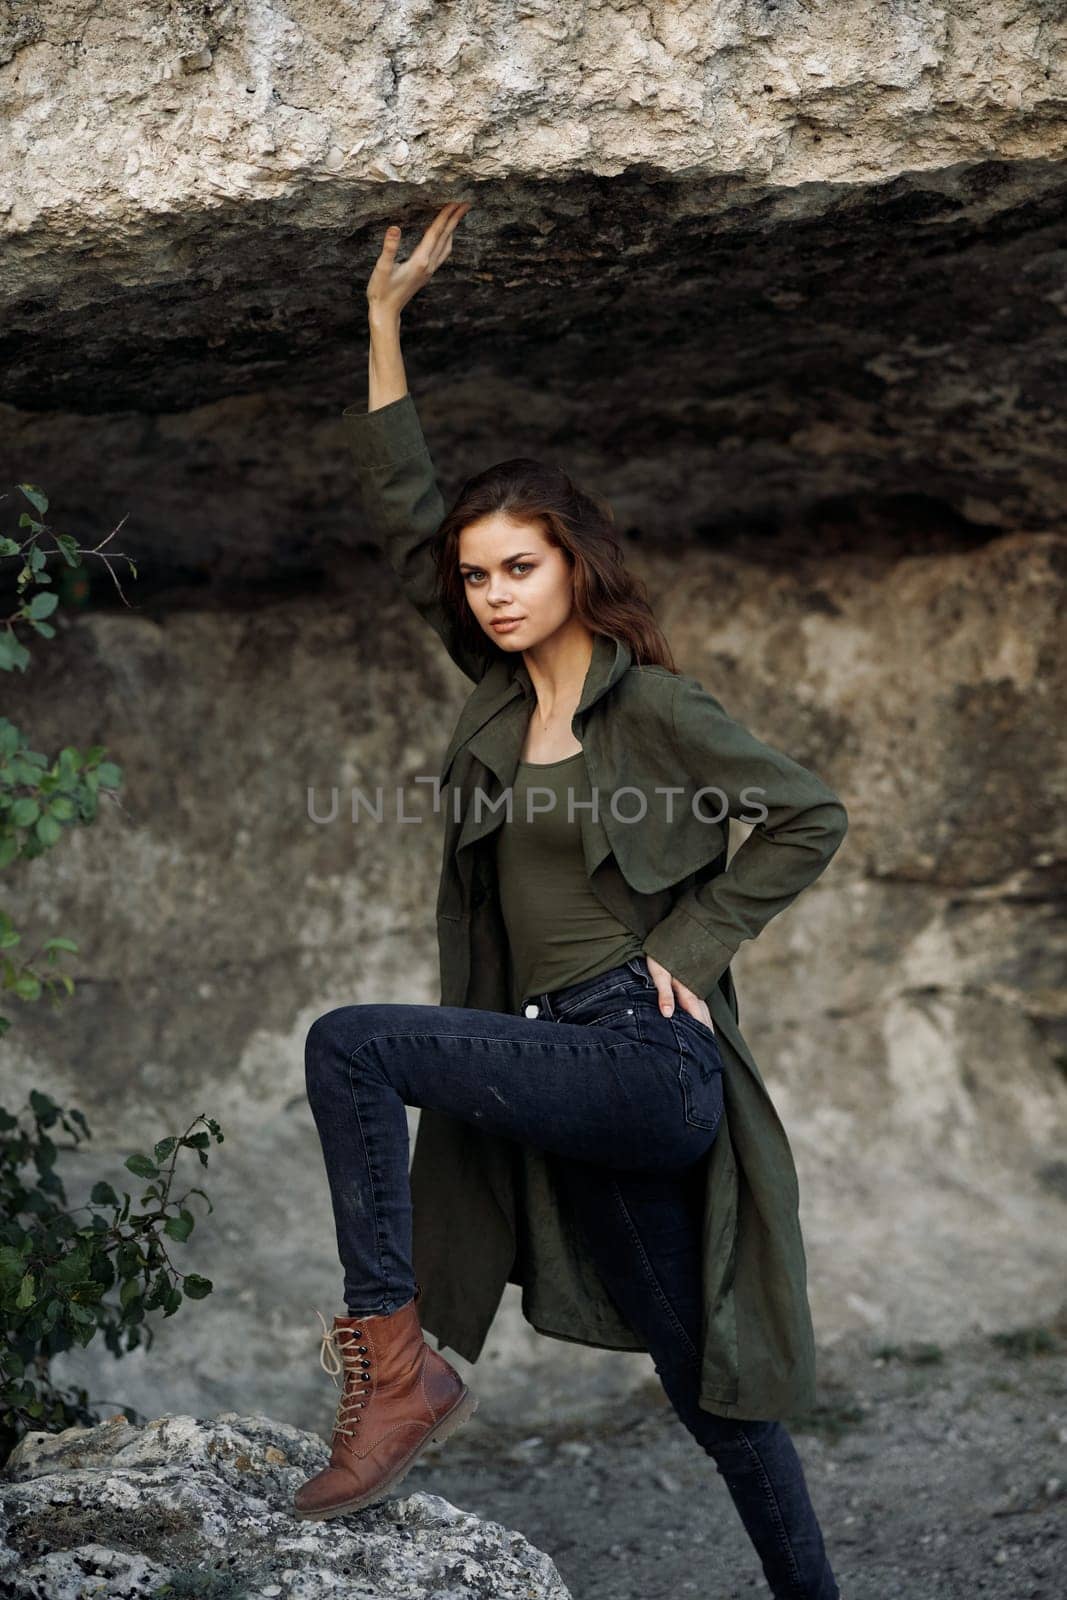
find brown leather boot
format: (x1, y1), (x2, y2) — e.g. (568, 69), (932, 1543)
(292, 1285), (478, 1519)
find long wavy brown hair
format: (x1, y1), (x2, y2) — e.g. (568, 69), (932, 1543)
(433, 455), (678, 674)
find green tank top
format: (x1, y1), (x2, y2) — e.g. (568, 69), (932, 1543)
(493, 747), (645, 1003)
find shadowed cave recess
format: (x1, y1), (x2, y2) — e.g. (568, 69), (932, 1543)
(1, 158), (1066, 604)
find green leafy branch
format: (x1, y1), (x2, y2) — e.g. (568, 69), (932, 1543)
(0, 479), (133, 1035)
(0, 718), (124, 1036)
(0, 1091), (224, 1460)
(0, 481), (137, 674)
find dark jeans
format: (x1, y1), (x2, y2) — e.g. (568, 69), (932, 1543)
(304, 953), (840, 1600)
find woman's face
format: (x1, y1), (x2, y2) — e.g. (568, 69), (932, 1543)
(457, 514), (574, 652)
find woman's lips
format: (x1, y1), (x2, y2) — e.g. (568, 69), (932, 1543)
(490, 618), (524, 631)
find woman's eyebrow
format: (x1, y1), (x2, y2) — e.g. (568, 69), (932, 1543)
(458, 551), (539, 570)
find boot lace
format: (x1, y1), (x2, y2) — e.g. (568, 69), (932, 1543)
(312, 1307), (372, 1439)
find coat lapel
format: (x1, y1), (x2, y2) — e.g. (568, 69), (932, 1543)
(449, 632), (632, 867)
(437, 656), (525, 783)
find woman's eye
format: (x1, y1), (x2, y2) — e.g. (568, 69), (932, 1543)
(463, 563), (533, 583)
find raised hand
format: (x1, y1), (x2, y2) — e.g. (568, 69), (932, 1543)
(366, 201), (473, 323)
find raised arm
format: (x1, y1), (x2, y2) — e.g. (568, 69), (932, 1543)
(342, 203), (490, 683)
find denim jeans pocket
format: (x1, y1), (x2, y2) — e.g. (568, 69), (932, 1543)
(611, 999), (724, 1134)
(669, 1006), (723, 1064)
(563, 985), (651, 1044)
(675, 1055), (723, 1131)
(664, 1014), (724, 1132)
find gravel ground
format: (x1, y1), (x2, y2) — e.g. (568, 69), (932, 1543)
(407, 1317), (1067, 1600)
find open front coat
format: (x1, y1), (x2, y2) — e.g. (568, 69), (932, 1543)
(342, 393), (849, 1421)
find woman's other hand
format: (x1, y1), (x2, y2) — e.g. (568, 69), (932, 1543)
(367, 201), (473, 324)
(644, 953), (715, 1030)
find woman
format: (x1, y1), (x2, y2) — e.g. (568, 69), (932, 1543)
(297, 202), (848, 1600)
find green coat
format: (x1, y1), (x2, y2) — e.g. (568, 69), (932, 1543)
(342, 393), (849, 1421)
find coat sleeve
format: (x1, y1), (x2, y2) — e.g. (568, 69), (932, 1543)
(641, 674), (849, 999)
(341, 393), (492, 684)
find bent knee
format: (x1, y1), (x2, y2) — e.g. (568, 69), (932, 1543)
(304, 1003), (402, 1076)
(305, 1004), (368, 1080)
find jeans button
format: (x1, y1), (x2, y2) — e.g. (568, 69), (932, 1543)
(524, 1003), (540, 1018)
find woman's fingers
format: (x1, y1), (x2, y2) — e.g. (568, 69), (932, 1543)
(381, 201), (471, 281)
(643, 953), (714, 1024)
(366, 202), (471, 315)
(645, 954), (676, 1015)
(671, 972), (713, 1024)
(675, 986), (714, 1027)
(423, 201), (472, 270)
(420, 202), (459, 252)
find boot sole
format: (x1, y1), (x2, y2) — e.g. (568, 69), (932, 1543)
(291, 1384), (479, 1520)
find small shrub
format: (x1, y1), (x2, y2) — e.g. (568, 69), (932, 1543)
(0, 1090), (224, 1466)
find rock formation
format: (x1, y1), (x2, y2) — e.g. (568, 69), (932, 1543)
(0, 1411), (571, 1598)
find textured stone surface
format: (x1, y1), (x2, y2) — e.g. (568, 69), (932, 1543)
(1, 4), (1066, 574)
(0, 1411), (571, 1598)
(1, 0), (1064, 239)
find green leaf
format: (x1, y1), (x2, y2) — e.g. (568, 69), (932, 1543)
(0, 538), (20, 557)
(17, 483), (48, 515)
(48, 796), (76, 821)
(124, 1154), (159, 1179)
(0, 633), (31, 672)
(15, 1272), (35, 1309)
(0, 1245), (28, 1284)
(144, 1269), (171, 1310)
(35, 813), (62, 846)
(12, 973), (41, 1000)
(182, 1274), (212, 1299)
(96, 762), (122, 788)
(11, 798), (39, 827)
(29, 1088), (58, 1119)
(30, 621), (56, 639)
(119, 1276), (142, 1309)
(26, 591), (58, 620)
(153, 1137), (178, 1162)
(55, 534), (80, 566)
(163, 1211), (194, 1243)
(90, 1180), (120, 1207)
(41, 936), (78, 953)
